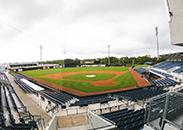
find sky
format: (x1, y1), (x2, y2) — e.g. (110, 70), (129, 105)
(0, 0), (182, 63)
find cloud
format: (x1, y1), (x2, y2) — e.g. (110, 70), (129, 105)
(71, 0), (161, 17)
(0, 0), (182, 63)
(0, 0), (64, 39)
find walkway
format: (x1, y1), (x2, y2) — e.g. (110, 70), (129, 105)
(6, 73), (51, 129)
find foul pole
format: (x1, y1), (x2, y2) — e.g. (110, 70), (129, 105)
(63, 42), (66, 68)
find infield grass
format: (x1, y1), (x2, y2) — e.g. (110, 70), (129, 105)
(63, 73), (116, 81)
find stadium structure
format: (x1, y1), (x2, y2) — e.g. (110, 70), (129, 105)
(0, 0), (183, 130)
(8, 62), (59, 72)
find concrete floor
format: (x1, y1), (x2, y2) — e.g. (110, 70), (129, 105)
(145, 117), (182, 130)
(6, 73), (51, 129)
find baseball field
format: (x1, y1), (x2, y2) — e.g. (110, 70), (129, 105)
(20, 67), (150, 96)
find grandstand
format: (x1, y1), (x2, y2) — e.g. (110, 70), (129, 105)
(8, 62), (59, 72)
(6, 63), (179, 130)
(153, 61), (183, 74)
(0, 53), (182, 130)
(1, 39), (182, 130)
(146, 92), (183, 130)
(0, 0), (182, 130)
(0, 66), (169, 130)
(101, 108), (145, 130)
(0, 73), (40, 130)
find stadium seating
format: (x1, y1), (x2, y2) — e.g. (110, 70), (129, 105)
(151, 78), (177, 87)
(13, 74), (36, 93)
(153, 61), (183, 74)
(135, 68), (147, 74)
(146, 92), (183, 125)
(0, 83), (5, 129)
(167, 94), (183, 117)
(0, 73), (9, 83)
(41, 91), (77, 107)
(112, 86), (166, 101)
(72, 95), (114, 106)
(154, 61), (182, 70)
(5, 121), (37, 130)
(14, 79), (35, 93)
(0, 73), (38, 130)
(149, 69), (173, 78)
(101, 108), (145, 130)
(71, 86), (167, 106)
(136, 66), (178, 87)
(174, 67), (183, 73)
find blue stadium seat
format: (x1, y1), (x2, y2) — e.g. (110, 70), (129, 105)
(151, 78), (177, 87)
(153, 61), (183, 74)
(101, 108), (145, 130)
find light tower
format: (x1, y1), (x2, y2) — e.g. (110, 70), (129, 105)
(63, 42), (66, 68)
(40, 45), (43, 62)
(107, 45), (110, 66)
(155, 27), (160, 58)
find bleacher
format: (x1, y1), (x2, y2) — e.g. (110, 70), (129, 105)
(135, 68), (147, 74)
(101, 108), (145, 130)
(149, 69), (173, 78)
(13, 73), (44, 93)
(167, 93), (183, 118)
(0, 83), (5, 129)
(0, 73), (38, 130)
(40, 91), (77, 107)
(5, 121), (37, 130)
(71, 86), (167, 107)
(154, 61), (183, 70)
(174, 67), (183, 73)
(72, 95), (114, 107)
(146, 92), (183, 130)
(112, 86), (166, 101)
(153, 61), (183, 74)
(14, 78), (35, 93)
(151, 78), (177, 87)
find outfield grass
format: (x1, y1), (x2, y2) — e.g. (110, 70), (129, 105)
(20, 67), (138, 93)
(20, 67), (128, 77)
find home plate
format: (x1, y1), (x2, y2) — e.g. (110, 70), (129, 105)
(86, 75), (96, 78)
